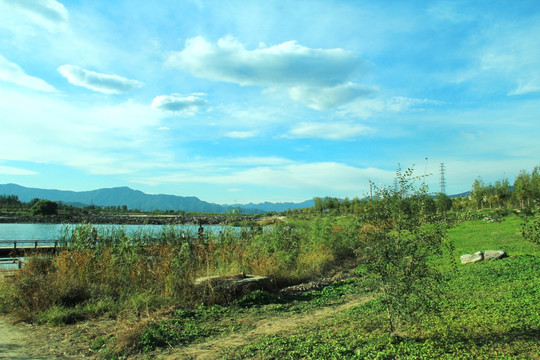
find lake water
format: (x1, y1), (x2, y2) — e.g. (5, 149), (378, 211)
(0, 223), (232, 270)
(0, 223), (229, 241)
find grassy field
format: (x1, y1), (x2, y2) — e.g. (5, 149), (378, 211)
(1, 214), (538, 359)
(117, 214), (539, 359)
(220, 216), (539, 360)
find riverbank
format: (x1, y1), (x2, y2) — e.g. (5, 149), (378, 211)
(0, 213), (263, 226)
(0, 215), (538, 359)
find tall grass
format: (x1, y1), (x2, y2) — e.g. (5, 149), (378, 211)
(0, 218), (364, 323)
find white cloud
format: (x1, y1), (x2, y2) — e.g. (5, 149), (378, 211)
(338, 96), (436, 118)
(0, 0), (68, 31)
(131, 158), (395, 194)
(0, 165), (38, 175)
(151, 94), (209, 114)
(57, 65), (144, 94)
(288, 83), (375, 110)
(0, 88), (166, 176)
(508, 79), (540, 96)
(134, 160), (394, 194)
(470, 18), (540, 95)
(224, 130), (258, 139)
(427, 2), (474, 23)
(167, 36), (371, 110)
(287, 122), (372, 140)
(0, 54), (57, 92)
(228, 156), (293, 166)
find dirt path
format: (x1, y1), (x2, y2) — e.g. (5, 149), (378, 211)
(163, 293), (374, 360)
(0, 318), (47, 360)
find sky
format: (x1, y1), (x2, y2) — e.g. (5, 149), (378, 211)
(1, 0), (540, 204)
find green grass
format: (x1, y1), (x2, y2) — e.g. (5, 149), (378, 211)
(218, 215), (540, 359)
(219, 217), (539, 359)
(2, 214), (539, 359)
(132, 278), (369, 357)
(448, 213), (532, 255)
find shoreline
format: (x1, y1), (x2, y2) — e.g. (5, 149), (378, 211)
(0, 213), (262, 226)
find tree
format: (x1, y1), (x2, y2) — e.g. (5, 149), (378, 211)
(30, 200), (58, 216)
(435, 193), (452, 216)
(494, 178), (511, 208)
(359, 166), (448, 335)
(313, 197), (324, 212)
(532, 167), (540, 205)
(514, 171), (532, 209)
(471, 178), (486, 210)
(0, 195), (22, 209)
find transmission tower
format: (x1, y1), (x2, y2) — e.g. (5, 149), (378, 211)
(440, 163), (446, 194)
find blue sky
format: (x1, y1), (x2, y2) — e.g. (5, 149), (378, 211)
(1, 0), (539, 204)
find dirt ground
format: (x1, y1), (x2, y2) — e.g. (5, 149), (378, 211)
(0, 318), (49, 359)
(0, 293), (371, 360)
(0, 269), (367, 359)
(0, 316), (119, 359)
(160, 293), (373, 360)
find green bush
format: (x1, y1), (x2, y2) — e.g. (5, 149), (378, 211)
(30, 200), (58, 216)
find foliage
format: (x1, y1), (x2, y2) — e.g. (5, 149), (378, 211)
(358, 166), (449, 335)
(1, 212), (538, 359)
(224, 218), (539, 360)
(30, 199), (59, 216)
(435, 192), (452, 215)
(0, 194), (22, 208)
(0, 219), (364, 325)
(522, 214), (540, 250)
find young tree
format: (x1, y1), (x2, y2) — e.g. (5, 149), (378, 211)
(313, 197), (324, 213)
(359, 166), (449, 335)
(471, 178), (486, 210)
(514, 171), (532, 209)
(494, 178), (511, 208)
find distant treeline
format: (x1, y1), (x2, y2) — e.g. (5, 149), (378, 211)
(311, 165), (540, 214)
(2, 165), (540, 217)
(0, 196), (211, 217)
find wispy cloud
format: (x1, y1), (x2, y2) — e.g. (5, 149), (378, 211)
(152, 94), (209, 114)
(0, 54), (57, 92)
(457, 16), (540, 96)
(286, 121), (372, 140)
(0, 165), (38, 176)
(508, 79), (540, 96)
(0, 88), (164, 176)
(288, 83), (375, 110)
(224, 130), (258, 139)
(135, 161), (394, 194)
(338, 96), (437, 118)
(57, 65), (144, 94)
(167, 36), (371, 110)
(0, 0), (68, 31)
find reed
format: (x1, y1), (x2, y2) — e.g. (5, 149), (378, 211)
(0, 219), (363, 323)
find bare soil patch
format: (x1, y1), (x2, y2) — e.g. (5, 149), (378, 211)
(0, 317), (52, 359)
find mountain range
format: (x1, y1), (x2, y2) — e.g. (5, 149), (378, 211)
(0, 183), (314, 214)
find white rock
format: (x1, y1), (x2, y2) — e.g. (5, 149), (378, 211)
(460, 251), (484, 264)
(484, 250), (507, 261)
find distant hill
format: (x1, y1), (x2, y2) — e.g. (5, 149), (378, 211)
(448, 191), (470, 198)
(235, 200), (314, 212)
(0, 184), (312, 214)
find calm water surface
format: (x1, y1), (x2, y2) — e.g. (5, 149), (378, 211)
(0, 223), (231, 269)
(0, 223), (229, 241)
